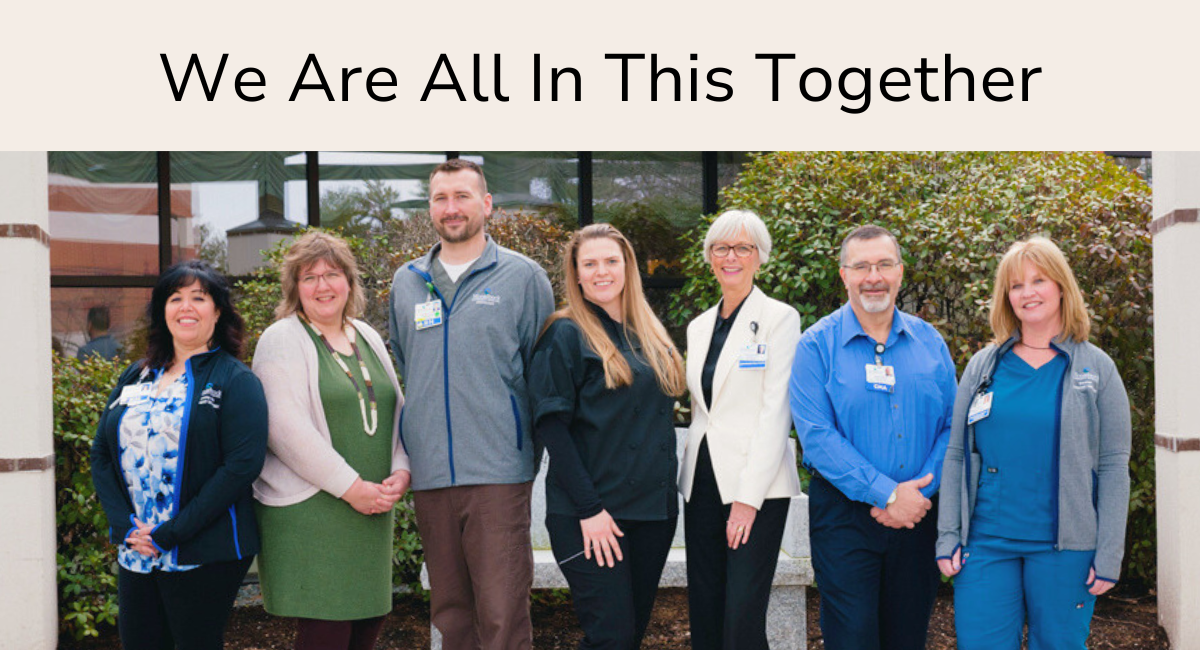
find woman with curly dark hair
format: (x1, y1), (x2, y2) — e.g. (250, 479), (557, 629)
(90, 259), (268, 650)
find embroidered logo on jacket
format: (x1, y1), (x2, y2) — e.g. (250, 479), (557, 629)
(472, 287), (502, 306)
(1072, 368), (1098, 393)
(199, 383), (223, 409)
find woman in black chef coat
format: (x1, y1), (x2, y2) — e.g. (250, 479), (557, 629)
(530, 223), (687, 650)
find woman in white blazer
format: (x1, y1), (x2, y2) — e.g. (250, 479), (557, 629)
(680, 210), (803, 650)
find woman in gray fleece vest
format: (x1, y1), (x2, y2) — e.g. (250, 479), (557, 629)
(936, 237), (1131, 649)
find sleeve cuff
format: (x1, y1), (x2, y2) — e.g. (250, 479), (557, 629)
(868, 475), (899, 509)
(149, 522), (174, 553)
(576, 502), (604, 519)
(935, 543), (962, 561)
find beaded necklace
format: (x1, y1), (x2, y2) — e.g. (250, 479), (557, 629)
(299, 314), (379, 436)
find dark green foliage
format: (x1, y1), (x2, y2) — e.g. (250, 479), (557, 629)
(671, 152), (1155, 582)
(55, 353), (124, 639)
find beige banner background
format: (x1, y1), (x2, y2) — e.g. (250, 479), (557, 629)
(0, 0), (1194, 149)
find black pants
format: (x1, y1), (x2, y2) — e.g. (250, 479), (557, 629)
(684, 439), (790, 650)
(546, 513), (676, 650)
(808, 475), (940, 650)
(117, 556), (253, 650)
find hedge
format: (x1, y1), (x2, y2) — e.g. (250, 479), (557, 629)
(670, 151), (1155, 582)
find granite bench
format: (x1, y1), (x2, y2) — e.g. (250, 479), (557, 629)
(421, 428), (813, 649)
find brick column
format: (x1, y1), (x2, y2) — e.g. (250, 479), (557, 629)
(1151, 151), (1200, 649)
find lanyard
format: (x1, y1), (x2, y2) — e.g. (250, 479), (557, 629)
(300, 314), (379, 436)
(873, 341), (885, 366)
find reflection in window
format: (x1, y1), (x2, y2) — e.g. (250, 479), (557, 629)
(592, 152), (703, 277)
(171, 152), (307, 276)
(51, 288), (152, 360)
(47, 152), (159, 276)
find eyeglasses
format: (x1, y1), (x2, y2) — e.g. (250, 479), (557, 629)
(299, 271), (345, 286)
(711, 244), (757, 259)
(841, 260), (900, 275)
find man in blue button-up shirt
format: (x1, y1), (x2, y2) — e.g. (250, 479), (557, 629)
(790, 225), (956, 650)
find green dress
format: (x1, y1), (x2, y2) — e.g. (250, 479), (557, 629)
(256, 327), (398, 620)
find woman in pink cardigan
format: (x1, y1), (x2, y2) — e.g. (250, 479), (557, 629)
(252, 232), (410, 650)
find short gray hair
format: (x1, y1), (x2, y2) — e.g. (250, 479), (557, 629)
(703, 210), (772, 265)
(839, 225), (903, 266)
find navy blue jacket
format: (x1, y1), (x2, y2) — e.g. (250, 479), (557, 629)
(90, 348), (268, 566)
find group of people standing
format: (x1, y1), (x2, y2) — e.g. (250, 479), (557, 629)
(89, 158), (1131, 650)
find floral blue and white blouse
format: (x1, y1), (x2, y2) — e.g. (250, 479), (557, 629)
(117, 370), (199, 573)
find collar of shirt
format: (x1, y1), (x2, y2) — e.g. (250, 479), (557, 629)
(585, 300), (635, 347)
(836, 303), (916, 349)
(714, 294), (748, 334)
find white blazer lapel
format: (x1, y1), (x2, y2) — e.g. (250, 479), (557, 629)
(710, 287), (766, 410)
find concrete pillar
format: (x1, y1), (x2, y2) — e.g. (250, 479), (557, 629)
(1151, 151), (1200, 650)
(0, 152), (56, 648)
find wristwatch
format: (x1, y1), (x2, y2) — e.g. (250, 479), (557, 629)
(886, 489), (898, 506)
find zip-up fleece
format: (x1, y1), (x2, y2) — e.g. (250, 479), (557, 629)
(388, 235), (555, 491)
(936, 335), (1132, 581)
(90, 349), (268, 566)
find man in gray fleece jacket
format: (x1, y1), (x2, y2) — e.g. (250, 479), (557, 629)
(389, 159), (555, 650)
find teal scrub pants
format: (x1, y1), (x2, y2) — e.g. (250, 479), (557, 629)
(953, 532), (1097, 650)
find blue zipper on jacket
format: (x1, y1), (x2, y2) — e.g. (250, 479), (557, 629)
(228, 505), (242, 559)
(407, 254), (499, 486)
(169, 356), (197, 566)
(408, 266), (456, 484)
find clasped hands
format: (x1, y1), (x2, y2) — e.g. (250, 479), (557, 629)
(869, 473), (933, 530)
(343, 470), (411, 516)
(125, 518), (159, 557)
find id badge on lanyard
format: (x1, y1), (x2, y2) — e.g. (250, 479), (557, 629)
(415, 298), (444, 330)
(865, 341), (895, 393)
(967, 391), (993, 425)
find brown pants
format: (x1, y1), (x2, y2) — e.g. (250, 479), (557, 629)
(414, 482), (534, 650)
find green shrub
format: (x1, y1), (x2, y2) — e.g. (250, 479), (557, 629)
(235, 209), (572, 361)
(55, 353), (124, 640)
(672, 152), (1155, 582)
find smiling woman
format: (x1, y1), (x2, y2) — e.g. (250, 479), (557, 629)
(938, 236), (1132, 649)
(251, 231), (410, 650)
(89, 260), (268, 650)
(680, 209), (802, 650)
(528, 223), (686, 649)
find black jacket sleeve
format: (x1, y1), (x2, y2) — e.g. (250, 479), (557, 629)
(537, 413), (603, 518)
(90, 363), (142, 546)
(529, 320), (604, 518)
(151, 370), (268, 551)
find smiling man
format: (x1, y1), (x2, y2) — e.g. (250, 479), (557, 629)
(388, 158), (555, 650)
(788, 225), (957, 650)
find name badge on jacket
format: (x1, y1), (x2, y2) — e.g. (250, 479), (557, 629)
(415, 299), (444, 330)
(738, 343), (768, 369)
(113, 382), (153, 409)
(967, 392), (993, 425)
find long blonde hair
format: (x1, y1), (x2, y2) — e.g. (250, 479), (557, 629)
(547, 224), (685, 396)
(989, 236), (1091, 345)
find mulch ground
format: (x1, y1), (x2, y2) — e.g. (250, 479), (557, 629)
(60, 582), (1169, 649)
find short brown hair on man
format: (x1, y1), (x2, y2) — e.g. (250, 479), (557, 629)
(430, 158), (488, 195)
(839, 224), (903, 266)
(275, 231), (366, 322)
